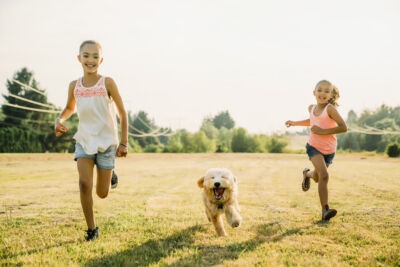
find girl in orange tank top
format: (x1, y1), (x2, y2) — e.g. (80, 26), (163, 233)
(285, 80), (347, 221)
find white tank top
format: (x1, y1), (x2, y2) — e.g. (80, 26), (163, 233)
(73, 76), (119, 154)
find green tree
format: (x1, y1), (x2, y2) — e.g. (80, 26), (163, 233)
(337, 132), (361, 152)
(200, 119), (218, 139)
(0, 126), (44, 152)
(216, 127), (233, 152)
(2, 68), (52, 128)
(192, 131), (215, 152)
(180, 130), (195, 153)
(247, 134), (264, 153)
(338, 105), (400, 152)
(129, 111), (160, 148)
(0, 68), (68, 152)
(128, 137), (142, 153)
(266, 134), (289, 153)
(386, 142), (400, 157)
(164, 132), (183, 153)
(347, 110), (358, 124)
(143, 144), (164, 153)
(231, 128), (249, 152)
(212, 111), (235, 129)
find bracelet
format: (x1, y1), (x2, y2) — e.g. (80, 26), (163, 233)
(119, 143), (127, 148)
(56, 117), (64, 124)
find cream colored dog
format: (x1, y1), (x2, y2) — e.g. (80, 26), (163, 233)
(197, 168), (242, 236)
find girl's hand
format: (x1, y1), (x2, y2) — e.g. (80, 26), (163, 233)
(311, 125), (325, 135)
(116, 144), (128, 157)
(54, 120), (68, 137)
(285, 120), (295, 127)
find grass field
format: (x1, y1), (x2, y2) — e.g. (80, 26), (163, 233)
(1, 153), (399, 266)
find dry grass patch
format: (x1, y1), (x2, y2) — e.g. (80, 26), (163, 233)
(1, 153), (399, 266)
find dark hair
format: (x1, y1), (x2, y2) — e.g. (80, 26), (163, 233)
(79, 40), (102, 53)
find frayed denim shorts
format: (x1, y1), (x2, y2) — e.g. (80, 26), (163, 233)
(74, 142), (116, 169)
(306, 143), (335, 166)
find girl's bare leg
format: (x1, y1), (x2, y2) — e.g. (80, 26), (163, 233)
(309, 155), (330, 209)
(305, 169), (318, 182)
(305, 165), (330, 183)
(77, 158), (95, 229)
(96, 167), (113, 199)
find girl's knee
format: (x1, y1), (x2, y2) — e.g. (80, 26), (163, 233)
(317, 171), (329, 182)
(96, 188), (109, 199)
(79, 179), (92, 193)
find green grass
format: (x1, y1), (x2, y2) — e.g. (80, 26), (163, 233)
(1, 153), (399, 266)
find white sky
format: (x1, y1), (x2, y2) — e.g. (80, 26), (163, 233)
(1, 0), (399, 133)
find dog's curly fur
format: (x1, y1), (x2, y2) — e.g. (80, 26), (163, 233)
(197, 168), (242, 236)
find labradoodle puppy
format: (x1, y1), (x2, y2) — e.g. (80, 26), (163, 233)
(197, 168), (242, 236)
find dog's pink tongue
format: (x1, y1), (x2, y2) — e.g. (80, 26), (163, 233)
(216, 189), (224, 195)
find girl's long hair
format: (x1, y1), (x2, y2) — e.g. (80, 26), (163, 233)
(315, 80), (340, 107)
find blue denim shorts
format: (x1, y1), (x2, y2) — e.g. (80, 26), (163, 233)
(306, 143), (335, 165)
(74, 142), (116, 169)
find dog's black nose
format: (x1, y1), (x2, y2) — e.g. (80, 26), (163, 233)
(214, 182), (220, 188)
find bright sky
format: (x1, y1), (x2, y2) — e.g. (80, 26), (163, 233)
(1, 0), (399, 133)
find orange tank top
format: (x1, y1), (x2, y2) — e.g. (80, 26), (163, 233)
(308, 104), (337, 154)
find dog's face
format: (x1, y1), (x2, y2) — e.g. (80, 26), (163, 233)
(197, 168), (237, 202)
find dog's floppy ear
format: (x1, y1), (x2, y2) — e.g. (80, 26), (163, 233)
(197, 176), (205, 188)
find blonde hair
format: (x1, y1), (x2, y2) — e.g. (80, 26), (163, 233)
(79, 40), (102, 53)
(315, 80), (340, 107)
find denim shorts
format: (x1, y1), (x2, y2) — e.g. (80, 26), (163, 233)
(306, 143), (335, 165)
(74, 142), (117, 169)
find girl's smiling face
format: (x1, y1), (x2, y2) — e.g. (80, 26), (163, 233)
(314, 82), (332, 105)
(78, 44), (103, 74)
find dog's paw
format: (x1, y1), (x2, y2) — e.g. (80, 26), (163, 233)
(217, 231), (227, 237)
(231, 220), (241, 228)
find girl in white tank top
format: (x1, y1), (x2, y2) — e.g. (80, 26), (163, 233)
(54, 40), (128, 241)
(73, 75), (119, 154)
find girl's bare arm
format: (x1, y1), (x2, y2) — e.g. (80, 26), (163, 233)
(311, 105), (347, 135)
(286, 119), (310, 127)
(285, 105), (312, 127)
(106, 77), (128, 146)
(55, 81), (76, 136)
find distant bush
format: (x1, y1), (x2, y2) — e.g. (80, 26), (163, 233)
(231, 128), (249, 152)
(0, 127), (45, 152)
(192, 132), (215, 152)
(386, 142), (400, 158)
(143, 144), (164, 153)
(128, 138), (142, 153)
(266, 134), (289, 153)
(163, 133), (183, 153)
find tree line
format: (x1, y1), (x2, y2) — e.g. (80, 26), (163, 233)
(0, 68), (289, 153)
(337, 105), (400, 155)
(1, 68), (399, 155)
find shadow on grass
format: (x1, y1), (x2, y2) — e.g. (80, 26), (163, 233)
(314, 219), (333, 227)
(84, 222), (313, 267)
(84, 224), (206, 267)
(165, 222), (313, 266)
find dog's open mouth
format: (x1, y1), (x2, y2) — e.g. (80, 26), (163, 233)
(213, 188), (225, 200)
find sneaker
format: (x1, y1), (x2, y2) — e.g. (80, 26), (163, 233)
(111, 170), (118, 189)
(85, 227), (99, 241)
(322, 205), (337, 221)
(302, 168), (311, 192)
